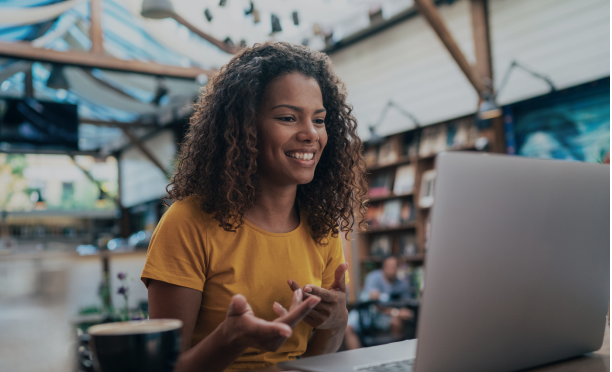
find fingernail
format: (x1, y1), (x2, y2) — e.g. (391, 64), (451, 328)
(296, 288), (302, 298)
(287, 280), (293, 286)
(304, 286), (312, 293)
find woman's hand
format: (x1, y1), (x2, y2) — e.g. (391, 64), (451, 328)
(288, 262), (349, 330)
(221, 289), (320, 352)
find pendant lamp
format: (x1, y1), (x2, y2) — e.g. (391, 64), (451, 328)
(47, 64), (70, 91)
(477, 96), (502, 121)
(141, 0), (176, 19)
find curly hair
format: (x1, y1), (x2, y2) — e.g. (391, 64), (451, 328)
(166, 42), (367, 244)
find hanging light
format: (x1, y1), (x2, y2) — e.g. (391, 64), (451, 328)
(31, 191), (46, 210)
(47, 64), (69, 90)
(204, 8), (213, 22)
(271, 14), (282, 33)
(95, 190), (106, 208)
(218, 0), (227, 6)
(244, 1), (254, 15)
(292, 11), (299, 26)
(253, 9), (260, 23)
(224, 37), (234, 47)
(477, 95), (502, 121)
(152, 79), (169, 106)
(141, 0), (176, 19)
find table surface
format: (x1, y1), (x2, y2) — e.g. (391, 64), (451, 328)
(244, 324), (609, 372)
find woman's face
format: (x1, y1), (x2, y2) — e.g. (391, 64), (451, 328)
(256, 72), (328, 186)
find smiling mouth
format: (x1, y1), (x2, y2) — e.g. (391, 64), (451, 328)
(285, 152), (314, 160)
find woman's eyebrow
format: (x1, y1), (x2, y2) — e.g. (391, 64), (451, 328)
(271, 104), (326, 114)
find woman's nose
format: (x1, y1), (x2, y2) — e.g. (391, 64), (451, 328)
(296, 121), (319, 143)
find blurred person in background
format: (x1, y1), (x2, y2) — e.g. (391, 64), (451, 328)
(344, 255), (413, 350)
(140, 42), (368, 372)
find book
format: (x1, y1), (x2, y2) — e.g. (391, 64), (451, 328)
(399, 232), (418, 256)
(400, 199), (415, 223)
(377, 136), (400, 165)
(393, 164), (415, 195)
(402, 131), (419, 157)
(365, 202), (383, 228)
(368, 172), (393, 198)
(370, 234), (392, 256)
(419, 123), (447, 158)
(364, 145), (378, 167)
(447, 117), (477, 149)
(418, 169), (436, 208)
(379, 199), (402, 227)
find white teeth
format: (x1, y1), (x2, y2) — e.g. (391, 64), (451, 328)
(287, 152), (314, 160)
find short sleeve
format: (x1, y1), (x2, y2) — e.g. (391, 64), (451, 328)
(321, 234), (350, 290)
(141, 198), (207, 292)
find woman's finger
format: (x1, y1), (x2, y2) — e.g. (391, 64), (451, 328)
(290, 288), (302, 310)
(273, 302), (288, 317)
(251, 315), (292, 338)
(303, 285), (334, 302)
(329, 262), (348, 291)
(278, 295), (321, 328)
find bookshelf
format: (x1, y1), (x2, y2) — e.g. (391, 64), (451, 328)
(353, 115), (503, 302)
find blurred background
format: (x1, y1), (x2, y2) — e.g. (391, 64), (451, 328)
(0, 0), (608, 370)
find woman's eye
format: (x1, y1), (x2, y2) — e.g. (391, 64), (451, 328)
(314, 119), (325, 125)
(276, 116), (296, 123)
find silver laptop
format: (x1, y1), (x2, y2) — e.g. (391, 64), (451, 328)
(280, 152), (609, 372)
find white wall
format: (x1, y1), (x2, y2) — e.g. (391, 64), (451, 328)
(120, 130), (176, 208)
(332, 0), (478, 141)
(330, 0), (610, 140)
(490, 0), (610, 105)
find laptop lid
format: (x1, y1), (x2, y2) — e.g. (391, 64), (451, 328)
(415, 152), (609, 372)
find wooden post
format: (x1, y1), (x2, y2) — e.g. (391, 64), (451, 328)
(413, 0), (487, 97)
(90, 0), (104, 55)
(470, 0), (506, 153)
(470, 0), (492, 85)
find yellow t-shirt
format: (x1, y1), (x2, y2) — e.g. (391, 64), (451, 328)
(141, 195), (348, 371)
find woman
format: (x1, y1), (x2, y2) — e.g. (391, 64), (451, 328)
(141, 42), (367, 372)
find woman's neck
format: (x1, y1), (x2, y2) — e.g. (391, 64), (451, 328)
(243, 180), (299, 234)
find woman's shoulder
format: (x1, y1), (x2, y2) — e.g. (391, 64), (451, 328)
(162, 195), (214, 225)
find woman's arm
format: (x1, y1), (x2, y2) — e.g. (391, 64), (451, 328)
(148, 280), (246, 372)
(148, 279), (320, 372)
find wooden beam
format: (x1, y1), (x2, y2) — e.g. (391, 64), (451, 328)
(172, 13), (240, 55)
(80, 119), (157, 128)
(413, 0), (488, 96)
(120, 127), (171, 177)
(90, 0), (104, 55)
(69, 155), (120, 206)
(469, 0), (505, 153)
(470, 0), (492, 84)
(0, 41), (214, 79)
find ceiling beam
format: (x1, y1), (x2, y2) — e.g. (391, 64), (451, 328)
(0, 41), (215, 79)
(69, 155), (120, 206)
(172, 13), (240, 55)
(0, 148), (101, 156)
(90, 0), (104, 55)
(79, 119), (158, 128)
(470, 0), (492, 85)
(413, 0), (488, 96)
(120, 127), (171, 178)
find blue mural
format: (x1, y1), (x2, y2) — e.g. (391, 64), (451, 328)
(507, 77), (610, 163)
